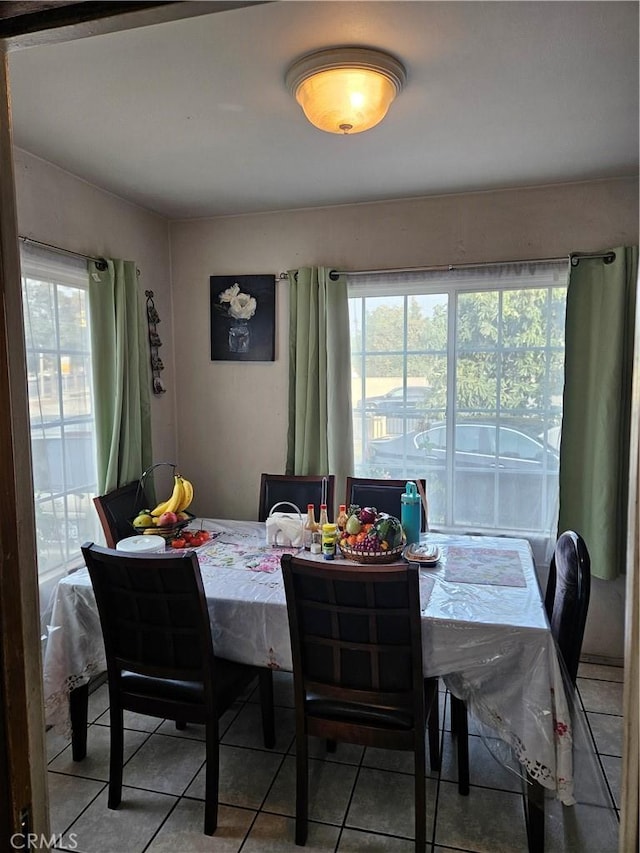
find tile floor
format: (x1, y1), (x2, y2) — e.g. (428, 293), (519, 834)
(47, 663), (623, 853)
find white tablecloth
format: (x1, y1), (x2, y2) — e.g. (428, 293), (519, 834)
(42, 519), (574, 804)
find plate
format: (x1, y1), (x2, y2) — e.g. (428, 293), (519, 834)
(403, 543), (441, 567)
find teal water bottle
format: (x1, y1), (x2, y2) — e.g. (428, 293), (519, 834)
(401, 481), (421, 546)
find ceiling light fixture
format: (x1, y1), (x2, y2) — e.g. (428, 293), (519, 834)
(285, 46), (407, 135)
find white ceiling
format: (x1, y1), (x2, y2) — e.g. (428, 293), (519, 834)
(7, 1), (639, 220)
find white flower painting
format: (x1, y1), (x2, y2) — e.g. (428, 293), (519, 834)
(210, 274), (276, 362)
(218, 283), (257, 320)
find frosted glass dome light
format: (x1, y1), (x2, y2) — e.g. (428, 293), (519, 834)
(285, 47), (407, 135)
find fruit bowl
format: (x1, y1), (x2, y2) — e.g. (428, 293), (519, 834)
(129, 510), (196, 540)
(339, 506), (405, 564)
(338, 542), (405, 564)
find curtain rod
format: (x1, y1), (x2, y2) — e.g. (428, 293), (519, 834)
(278, 251), (615, 281)
(19, 236), (108, 271)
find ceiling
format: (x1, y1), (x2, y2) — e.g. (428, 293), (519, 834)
(7, 1), (639, 220)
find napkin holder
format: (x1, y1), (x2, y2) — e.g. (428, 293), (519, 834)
(266, 501), (304, 547)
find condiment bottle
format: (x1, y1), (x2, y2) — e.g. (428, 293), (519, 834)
(336, 504), (348, 532)
(401, 481), (421, 546)
(304, 504), (317, 550)
(322, 523), (337, 559)
(310, 530), (322, 554)
(318, 503), (329, 528)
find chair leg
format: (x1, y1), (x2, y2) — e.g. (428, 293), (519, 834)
(108, 702), (124, 809)
(204, 719), (220, 835)
(424, 678), (440, 771)
(70, 682), (89, 761)
(326, 739), (337, 753)
(258, 668), (275, 748)
(295, 732), (309, 846)
(451, 695), (469, 795)
(525, 773), (545, 853)
(175, 720), (187, 730)
(450, 691), (460, 736)
(414, 733), (427, 852)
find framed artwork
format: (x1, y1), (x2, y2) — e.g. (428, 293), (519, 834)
(209, 274), (276, 362)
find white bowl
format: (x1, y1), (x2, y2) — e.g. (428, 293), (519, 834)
(116, 535), (166, 554)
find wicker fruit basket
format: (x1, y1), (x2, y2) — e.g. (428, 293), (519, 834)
(338, 543), (405, 564)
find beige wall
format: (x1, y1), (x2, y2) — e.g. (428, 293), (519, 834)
(14, 149), (637, 659)
(170, 176), (638, 660)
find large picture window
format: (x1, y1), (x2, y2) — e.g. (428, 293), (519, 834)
(21, 246), (101, 582)
(349, 262), (569, 542)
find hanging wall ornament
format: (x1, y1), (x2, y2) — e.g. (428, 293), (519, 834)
(145, 290), (166, 394)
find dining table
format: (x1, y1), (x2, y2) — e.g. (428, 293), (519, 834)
(42, 518), (576, 810)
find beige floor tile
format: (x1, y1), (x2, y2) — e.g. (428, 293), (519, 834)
(62, 785), (177, 853)
(264, 755), (358, 825)
(123, 732), (206, 795)
(145, 800), (254, 852)
(345, 767), (436, 841)
(221, 701), (295, 752)
(587, 712), (623, 757)
(185, 743), (284, 809)
(577, 663), (624, 683)
(339, 828), (417, 851)
(434, 779), (527, 853)
(242, 811), (340, 852)
(47, 771), (105, 836)
(48, 724), (149, 782)
(576, 679), (623, 715)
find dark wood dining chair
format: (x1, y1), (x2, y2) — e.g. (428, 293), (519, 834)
(281, 553), (440, 851)
(345, 476), (428, 529)
(93, 480), (151, 548)
(544, 530), (591, 685)
(449, 530), (591, 852)
(523, 529), (591, 850)
(258, 473), (335, 521)
(81, 542), (275, 835)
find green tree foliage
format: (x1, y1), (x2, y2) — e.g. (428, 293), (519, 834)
(23, 278), (89, 373)
(356, 286), (565, 430)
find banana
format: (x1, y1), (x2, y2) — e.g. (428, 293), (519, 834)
(150, 472), (193, 517)
(150, 497), (171, 517)
(164, 475), (185, 514)
(178, 477), (193, 512)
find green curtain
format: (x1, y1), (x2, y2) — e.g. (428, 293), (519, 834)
(558, 246), (638, 579)
(88, 258), (153, 494)
(286, 267), (354, 507)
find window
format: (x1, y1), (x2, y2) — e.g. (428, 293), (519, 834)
(21, 246), (101, 582)
(349, 262), (568, 539)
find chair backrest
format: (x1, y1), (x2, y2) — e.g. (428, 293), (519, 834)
(93, 481), (151, 548)
(258, 474), (335, 522)
(281, 553), (424, 715)
(81, 542), (215, 690)
(345, 477), (428, 529)
(544, 530), (591, 685)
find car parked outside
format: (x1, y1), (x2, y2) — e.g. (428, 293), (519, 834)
(366, 422), (559, 532)
(355, 386), (430, 415)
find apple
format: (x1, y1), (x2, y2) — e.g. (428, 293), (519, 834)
(157, 510), (178, 527)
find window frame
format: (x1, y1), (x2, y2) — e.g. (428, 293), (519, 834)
(348, 261), (569, 540)
(20, 245), (100, 584)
